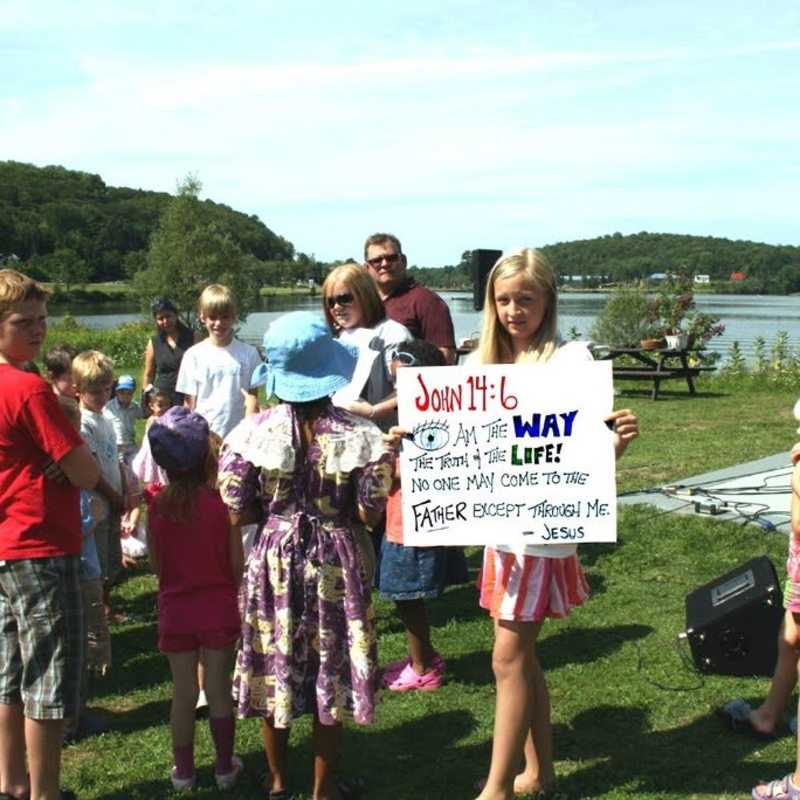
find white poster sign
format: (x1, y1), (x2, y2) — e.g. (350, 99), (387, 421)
(396, 361), (617, 547)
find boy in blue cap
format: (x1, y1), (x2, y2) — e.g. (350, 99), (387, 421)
(104, 374), (141, 465)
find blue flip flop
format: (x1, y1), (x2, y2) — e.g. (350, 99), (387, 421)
(718, 698), (777, 740)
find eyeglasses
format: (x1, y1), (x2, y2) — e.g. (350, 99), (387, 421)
(391, 350), (418, 366)
(326, 292), (354, 309)
(366, 252), (401, 269)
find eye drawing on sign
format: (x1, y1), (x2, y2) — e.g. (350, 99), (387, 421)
(410, 420), (450, 451)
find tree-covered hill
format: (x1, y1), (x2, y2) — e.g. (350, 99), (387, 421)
(409, 233), (800, 294)
(0, 161), (294, 283)
(542, 231), (800, 292)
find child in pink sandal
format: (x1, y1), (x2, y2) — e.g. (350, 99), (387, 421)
(378, 340), (469, 692)
(752, 442), (800, 800)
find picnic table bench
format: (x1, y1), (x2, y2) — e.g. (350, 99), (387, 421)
(455, 342), (714, 400)
(593, 346), (715, 400)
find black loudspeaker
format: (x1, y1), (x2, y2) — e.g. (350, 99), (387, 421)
(471, 249), (502, 311)
(685, 556), (783, 677)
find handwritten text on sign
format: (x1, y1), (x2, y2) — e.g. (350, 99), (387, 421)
(396, 361), (616, 546)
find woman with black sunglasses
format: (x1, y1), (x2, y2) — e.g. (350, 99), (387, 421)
(321, 263), (412, 431)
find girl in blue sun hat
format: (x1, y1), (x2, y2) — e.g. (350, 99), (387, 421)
(218, 311), (397, 800)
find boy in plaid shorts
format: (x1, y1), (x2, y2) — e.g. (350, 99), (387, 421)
(0, 270), (99, 800)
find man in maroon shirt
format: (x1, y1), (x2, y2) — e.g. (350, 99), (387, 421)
(364, 233), (456, 365)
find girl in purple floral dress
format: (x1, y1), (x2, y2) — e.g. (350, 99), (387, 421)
(218, 311), (394, 800)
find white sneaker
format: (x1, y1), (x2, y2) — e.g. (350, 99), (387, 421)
(170, 767), (196, 792)
(215, 755), (244, 791)
(195, 689), (208, 710)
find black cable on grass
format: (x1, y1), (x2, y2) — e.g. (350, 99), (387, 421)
(633, 635), (704, 692)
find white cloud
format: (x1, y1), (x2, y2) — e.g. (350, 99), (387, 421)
(2, 13), (798, 262)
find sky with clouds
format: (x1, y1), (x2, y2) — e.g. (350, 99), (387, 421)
(1, 1), (798, 265)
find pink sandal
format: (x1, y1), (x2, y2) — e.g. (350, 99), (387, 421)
(385, 660), (444, 692)
(381, 653), (444, 687)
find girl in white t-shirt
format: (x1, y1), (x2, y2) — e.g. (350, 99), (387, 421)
(471, 249), (639, 800)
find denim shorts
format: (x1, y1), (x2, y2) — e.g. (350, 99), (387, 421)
(0, 556), (83, 719)
(377, 540), (468, 601)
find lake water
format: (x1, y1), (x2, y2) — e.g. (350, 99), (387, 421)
(50, 291), (800, 360)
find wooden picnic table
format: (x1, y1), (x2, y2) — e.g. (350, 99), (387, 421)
(594, 346), (715, 400)
(455, 342), (714, 400)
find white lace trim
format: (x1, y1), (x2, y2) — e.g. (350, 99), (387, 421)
(223, 406), (386, 473)
(223, 410), (296, 471)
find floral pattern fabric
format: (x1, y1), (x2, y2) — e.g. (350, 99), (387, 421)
(218, 402), (392, 727)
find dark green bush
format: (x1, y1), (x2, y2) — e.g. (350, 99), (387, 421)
(589, 285), (651, 346)
(44, 315), (150, 371)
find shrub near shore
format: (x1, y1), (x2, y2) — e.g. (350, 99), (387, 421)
(44, 315), (151, 370)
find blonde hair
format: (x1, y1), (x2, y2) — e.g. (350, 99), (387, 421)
(72, 350), (115, 392)
(0, 269), (50, 321)
(322, 263), (385, 331)
(476, 248), (559, 365)
(198, 284), (236, 318)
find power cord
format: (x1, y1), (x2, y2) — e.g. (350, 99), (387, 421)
(634, 633), (704, 692)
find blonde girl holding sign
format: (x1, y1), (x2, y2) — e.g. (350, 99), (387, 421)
(469, 248), (639, 800)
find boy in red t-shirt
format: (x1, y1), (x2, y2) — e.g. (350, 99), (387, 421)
(0, 270), (99, 800)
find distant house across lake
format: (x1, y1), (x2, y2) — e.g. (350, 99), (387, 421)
(730, 271), (747, 282)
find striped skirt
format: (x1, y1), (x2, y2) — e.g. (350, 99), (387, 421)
(478, 547), (590, 622)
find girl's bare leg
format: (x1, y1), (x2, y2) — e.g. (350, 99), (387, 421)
(754, 613), (800, 798)
(476, 620), (541, 800)
(201, 646), (236, 773)
(396, 599), (437, 673)
(166, 651), (200, 779)
(749, 614), (799, 734)
(200, 647), (234, 718)
(311, 715), (343, 799)
(261, 719), (290, 794)
(515, 654), (554, 794)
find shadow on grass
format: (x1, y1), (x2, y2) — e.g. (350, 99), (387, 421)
(90, 623), (166, 700)
(76, 697), (171, 741)
(112, 589), (158, 624)
(540, 624), (652, 670)
(448, 623), (653, 687)
(559, 703), (792, 797)
(93, 709), (479, 800)
(580, 541), (618, 569)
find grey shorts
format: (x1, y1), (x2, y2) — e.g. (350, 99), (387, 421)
(0, 556), (83, 719)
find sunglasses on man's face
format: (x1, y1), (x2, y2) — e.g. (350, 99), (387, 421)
(326, 292), (354, 309)
(366, 252), (401, 269)
(391, 350), (419, 366)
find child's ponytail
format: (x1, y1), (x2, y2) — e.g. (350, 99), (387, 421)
(154, 467), (206, 524)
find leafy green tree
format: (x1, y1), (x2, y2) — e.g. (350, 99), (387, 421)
(38, 247), (91, 290)
(132, 176), (258, 324)
(589, 284), (651, 346)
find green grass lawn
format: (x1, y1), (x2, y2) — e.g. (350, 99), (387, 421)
(64, 381), (800, 799)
